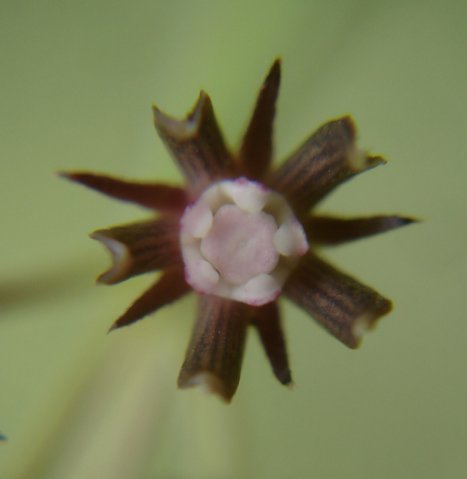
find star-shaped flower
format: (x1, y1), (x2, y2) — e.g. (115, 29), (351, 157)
(63, 60), (414, 402)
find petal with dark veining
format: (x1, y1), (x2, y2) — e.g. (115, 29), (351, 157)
(111, 268), (189, 330)
(178, 296), (249, 402)
(91, 217), (181, 284)
(60, 172), (187, 212)
(238, 59), (281, 179)
(270, 117), (385, 211)
(305, 215), (417, 245)
(153, 92), (234, 197)
(251, 302), (292, 385)
(284, 253), (392, 348)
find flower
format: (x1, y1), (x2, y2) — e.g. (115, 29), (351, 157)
(62, 60), (414, 402)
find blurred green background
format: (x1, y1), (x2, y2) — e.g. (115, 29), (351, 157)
(1, 1), (466, 478)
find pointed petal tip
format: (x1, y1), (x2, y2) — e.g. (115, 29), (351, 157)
(110, 315), (132, 332)
(278, 371), (293, 386)
(57, 170), (90, 180)
(350, 299), (393, 349)
(188, 90), (212, 124)
(338, 115), (357, 136)
(154, 90), (210, 118)
(251, 302), (293, 387)
(368, 155), (387, 167)
(238, 59), (282, 178)
(107, 269), (189, 329)
(399, 216), (420, 225)
(267, 58), (282, 79)
(107, 322), (119, 333)
(56, 170), (70, 180)
(59, 171), (117, 186)
(341, 114), (355, 125)
(95, 272), (115, 285)
(386, 215), (420, 230)
(197, 89), (210, 103)
(108, 318), (130, 333)
(152, 105), (178, 132)
(60, 172), (187, 211)
(374, 215), (419, 232)
(57, 171), (89, 183)
(349, 152), (386, 172)
(178, 371), (233, 403)
(153, 91), (213, 140)
(90, 231), (130, 285)
(261, 59), (281, 94)
(306, 214), (419, 245)
(285, 380), (295, 390)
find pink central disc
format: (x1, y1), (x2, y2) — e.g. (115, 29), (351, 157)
(200, 204), (279, 285)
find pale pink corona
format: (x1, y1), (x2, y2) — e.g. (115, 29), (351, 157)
(180, 178), (308, 305)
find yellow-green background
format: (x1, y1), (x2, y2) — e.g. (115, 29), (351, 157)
(1, 1), (466, 478)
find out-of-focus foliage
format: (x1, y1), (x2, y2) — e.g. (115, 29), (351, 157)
(1, 1), (466, 478)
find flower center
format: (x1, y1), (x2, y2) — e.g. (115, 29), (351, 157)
(180, 178), (309, 306)
(201, 205), (279, 285)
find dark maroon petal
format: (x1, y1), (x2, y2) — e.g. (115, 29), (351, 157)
(305, 214), (417, 245)
(91, 217), (181, 284)
(284, 253), (392, 348)
(238, 59), (281, 179)
(60, 172), (187, 212)
(269, 117), (385, 211)
(178, 296), (249, 402)
(110, 268), (189, 330)
(251, 302), (292, 385)
(153, 92), (234, 197)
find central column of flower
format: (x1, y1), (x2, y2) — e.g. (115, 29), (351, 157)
(180, 178), (309, 306)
